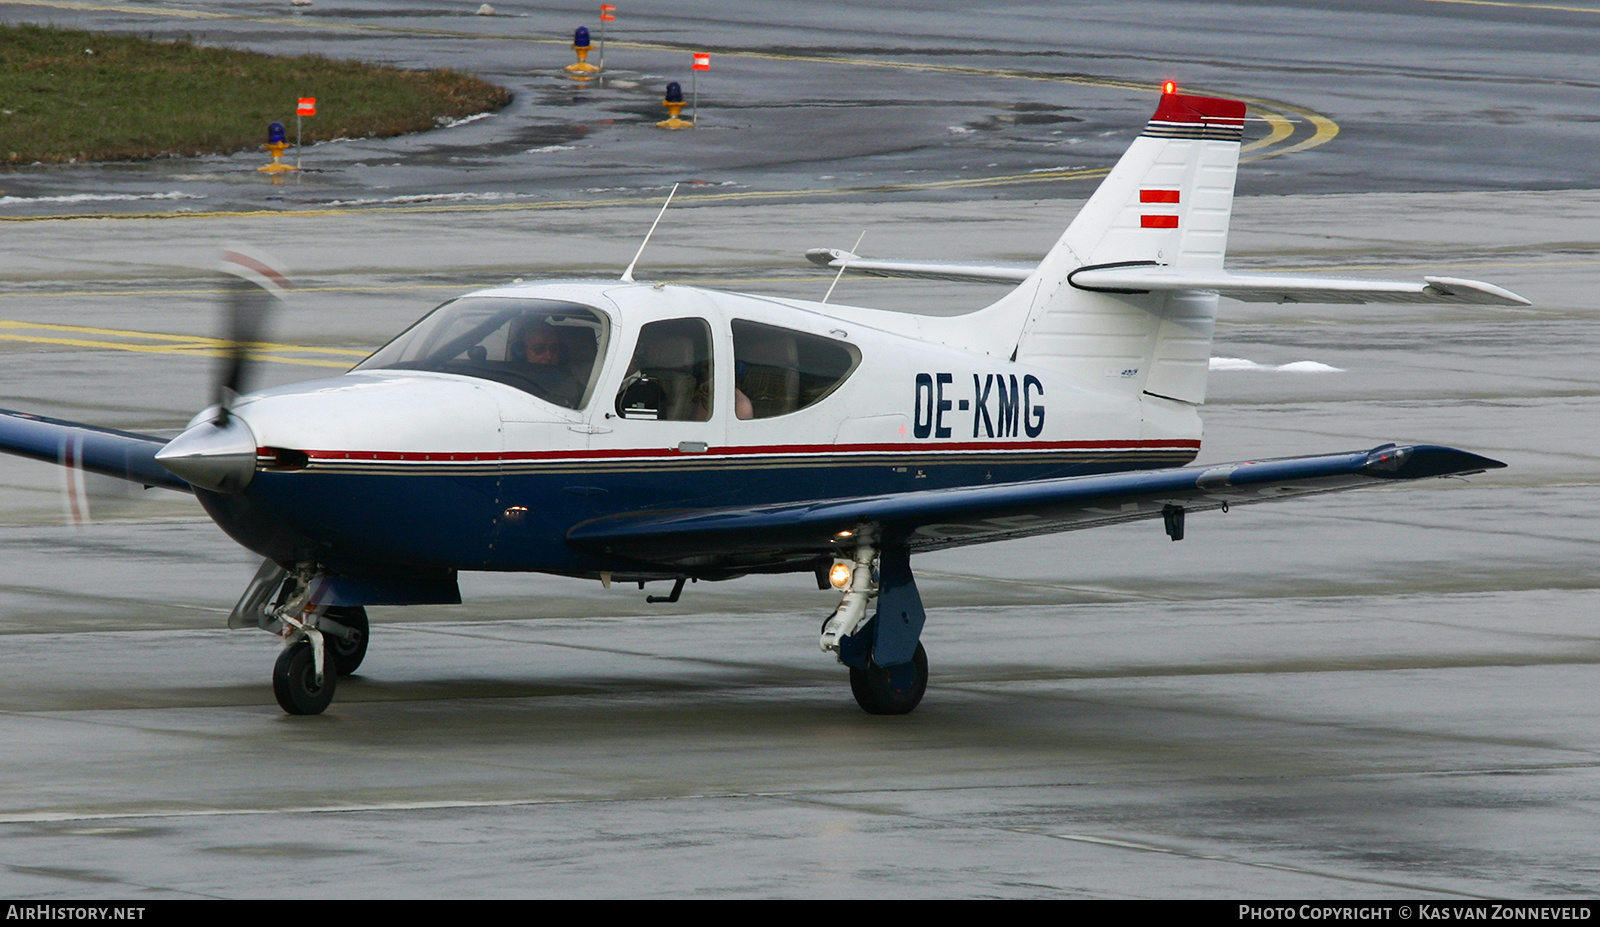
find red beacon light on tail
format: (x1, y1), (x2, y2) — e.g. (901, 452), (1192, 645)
(1163, 80), (1177, 95)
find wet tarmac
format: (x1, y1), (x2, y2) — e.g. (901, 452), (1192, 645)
(4, 0), (1600, 217)
(0, 0), (1597, 901)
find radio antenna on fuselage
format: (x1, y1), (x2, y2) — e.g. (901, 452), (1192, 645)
(621, 183), (679, 283)
(821, 229), (867, 305)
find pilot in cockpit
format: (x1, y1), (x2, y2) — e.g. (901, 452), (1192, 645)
(513, 317), (586, 407)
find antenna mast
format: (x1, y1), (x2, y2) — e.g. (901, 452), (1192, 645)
(821, 230), (867, 304)
(621, 183), (680, 283)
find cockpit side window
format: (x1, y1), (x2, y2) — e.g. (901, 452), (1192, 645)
(731, 320), (860, 419)
(614, 318), (714, 421)
(355, 297), (610, 409)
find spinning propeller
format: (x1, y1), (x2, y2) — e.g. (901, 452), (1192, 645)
(153, 246), (289, 493)
(214, 247), (289, 425)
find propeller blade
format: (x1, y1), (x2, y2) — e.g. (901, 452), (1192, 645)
(215, 246), (290, 424)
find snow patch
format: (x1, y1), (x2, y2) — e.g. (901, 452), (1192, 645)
(1210, 357), (1345, 373)
(320, 191), (523, 207)
(0, 191), (203, 206)
(435, 112), (495, 129)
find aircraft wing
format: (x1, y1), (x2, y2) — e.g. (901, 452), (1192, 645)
(566, 443), (1503, 571)
(804, 249), (1529, 306)
(0, 409), (191, 492)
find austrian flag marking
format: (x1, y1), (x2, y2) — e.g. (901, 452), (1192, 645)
(297, 98), (316, 116)
(1140, 188), (1180, 228)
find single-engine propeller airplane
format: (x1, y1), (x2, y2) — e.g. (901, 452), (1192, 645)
(0, 85), (1524, 716)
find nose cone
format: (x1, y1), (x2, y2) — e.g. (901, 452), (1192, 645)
(155, 414), (258, 493)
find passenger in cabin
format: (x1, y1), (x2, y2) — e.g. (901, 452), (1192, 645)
(514, 317), (586, 407)
(733, 362), (754, 420)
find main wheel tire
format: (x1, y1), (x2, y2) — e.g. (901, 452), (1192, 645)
(324, 605), (369, 676)
(849, 642), (928, 715)
(273, 640), (337, 715)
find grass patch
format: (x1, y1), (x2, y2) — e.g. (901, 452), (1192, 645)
(0, 23), (512, 165)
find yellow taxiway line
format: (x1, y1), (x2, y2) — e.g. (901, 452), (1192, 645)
(0, 319), (365, 368)
(1416, 0), (1600, 14)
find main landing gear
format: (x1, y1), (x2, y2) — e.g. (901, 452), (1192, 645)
(820, 538), (930, 715)
(231, 561), (369, 716)
(849, 643), (929, 715)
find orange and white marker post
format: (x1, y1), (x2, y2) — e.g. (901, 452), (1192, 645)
(296, 97), (315, 169)
(691, 53), (709, 125)
(599, 5), (615, 70)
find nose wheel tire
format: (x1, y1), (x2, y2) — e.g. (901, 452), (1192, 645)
(273, 640), (336, 715)
(325, 605), (369, 676)
(849, 643), (928, 715)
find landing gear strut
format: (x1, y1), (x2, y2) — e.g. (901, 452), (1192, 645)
(230, 561), (369, 716)
(821, 538), (930, 715)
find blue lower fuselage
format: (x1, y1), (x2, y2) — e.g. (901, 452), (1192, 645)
(197, 441), (1199, 580)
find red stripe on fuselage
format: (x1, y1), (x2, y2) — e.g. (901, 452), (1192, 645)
(279, 438), (1202, 464)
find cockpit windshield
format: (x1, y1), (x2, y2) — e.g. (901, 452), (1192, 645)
(355, 297), (610, 409)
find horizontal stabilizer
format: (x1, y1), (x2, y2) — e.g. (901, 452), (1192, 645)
(0, 409), (191, 492)
(804, 249), (1529, 307)
(567, 444), (1504, 571)
(1069, 265), (1532, 306)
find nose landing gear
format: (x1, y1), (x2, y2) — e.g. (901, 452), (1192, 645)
(231, 561), (370, 716)
(273, 639), (335, 715)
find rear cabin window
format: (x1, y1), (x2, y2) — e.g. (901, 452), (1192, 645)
(732, 320), (860, 419)
(355, 297), (609, 410)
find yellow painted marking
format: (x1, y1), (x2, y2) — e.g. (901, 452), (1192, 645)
(0, 333), (353, 368)
(1250, 105), (1339, 161)
(1241, 112), (1294, 155)
(0, 282), (482, 300)
(1414, 0), (1600, 14)
(0, 319), (367, 367)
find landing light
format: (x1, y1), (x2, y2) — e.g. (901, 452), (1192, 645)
(829, 562), (852, 589)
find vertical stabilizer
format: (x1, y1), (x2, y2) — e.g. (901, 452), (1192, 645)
(935, 88), (1245, 405)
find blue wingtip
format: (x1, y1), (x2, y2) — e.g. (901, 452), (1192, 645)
(1364, 444), (1506, 480)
